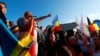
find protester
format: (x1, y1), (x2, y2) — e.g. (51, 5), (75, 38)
(76, 31), (92, 56)
(17, 11), (51, 56)
(45, 27), (56, 56)
(0, 2), (7, 25)
(89, 32), (97, 53)
(93, 36), (100, 56)
(7, 21), (15, 28)
(0, 2), (8, 56)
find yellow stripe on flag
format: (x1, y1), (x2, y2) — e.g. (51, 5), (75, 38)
(55, 21), (60, 26)
(10, 19), (34, 56)
(24, 51), (31, 56)
(93, 23), (99, 31)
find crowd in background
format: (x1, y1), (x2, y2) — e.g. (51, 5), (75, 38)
(0, 1), (100, 56)
(8, 15), (100, 56)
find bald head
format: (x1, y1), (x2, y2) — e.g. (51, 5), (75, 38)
(24, 11), (34, 20)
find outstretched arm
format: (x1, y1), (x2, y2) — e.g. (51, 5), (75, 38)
(35, 13), (51, 23)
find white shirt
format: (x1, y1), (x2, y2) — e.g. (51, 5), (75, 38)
(34, 28), (38, 56)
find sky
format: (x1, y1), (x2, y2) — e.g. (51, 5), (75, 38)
(1, 0), (100, 29)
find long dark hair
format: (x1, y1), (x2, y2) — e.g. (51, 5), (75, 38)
(0, 2), (7, 8)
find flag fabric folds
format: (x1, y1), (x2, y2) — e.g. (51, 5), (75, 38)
(0, 46), (3, 56)
(87, 17), (100, 32)
(10, 19), (34, 56)
(97, 21), (100, 28)
(0, 19), (18, 56)
(89, 24), (95, 32)
(52, 15), (62, 32)
(0, 19), (34, 56)
(89, 21), (100, 32)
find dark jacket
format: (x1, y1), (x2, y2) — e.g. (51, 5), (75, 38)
(0, 9), (7, 25)
(17, 18), (30, 32)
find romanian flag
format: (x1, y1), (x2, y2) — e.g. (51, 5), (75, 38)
(87, 17), (100, 32)
(52, 15), (62, 32)
(0, 19), (34, 56)
(89, 21), (100, 32)
(10, 19), (34, 56)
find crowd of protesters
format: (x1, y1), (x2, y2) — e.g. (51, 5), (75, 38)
(0, 1), (100, 56)
(35, 25), (100, 56)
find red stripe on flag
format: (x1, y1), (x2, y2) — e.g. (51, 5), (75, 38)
(29, 43), (35, 56)
(89, 24), (96, 32)
(53, 25), (62, 32)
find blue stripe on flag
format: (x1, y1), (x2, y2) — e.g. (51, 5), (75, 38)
(0, 19), (18, 56)
(0, 46), (3, 56)
(52, 15), (58, 25)
(97, 21), (100, 28)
